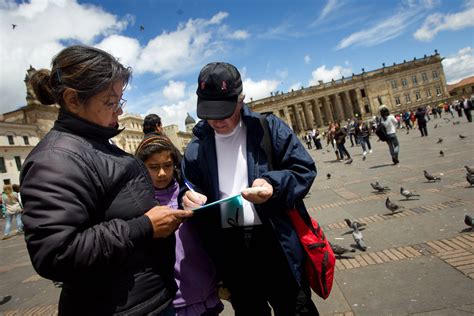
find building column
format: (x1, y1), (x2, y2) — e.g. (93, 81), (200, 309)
(321, 96), (333, 124)
(302, 101), (314, 130)
(311, 99), (323, 127)
(291, 104), (304, 132)
(355, 88), (367, 114)
(331, 94), (344, 121)
(283, 106), (292, 128)
(342, 90), (355, 118)
(349, 89), (362, 117)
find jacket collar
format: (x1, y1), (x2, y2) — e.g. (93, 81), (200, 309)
(53, 108), (123, 143)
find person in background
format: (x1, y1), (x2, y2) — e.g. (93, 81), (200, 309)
(380, 106), (400, 165)
(143, 113), (164, 137)
(135, 135), (223, 316)
(182, 62), (319, 315)
(312, 128), (323, 150)
(20, 45), (192, 315)
(461, 95), (473, 123)
(2, 184), (23, 240)
(347, 119), (356, 147)
(410, 110), (417, 129)
(354, 118), (372, 160)
(402, 110), (412, 134)
(415, 107), (428, 137)
(334, 122), (352, 163)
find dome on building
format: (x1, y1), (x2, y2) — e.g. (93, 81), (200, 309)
(185, 112), (196, 125)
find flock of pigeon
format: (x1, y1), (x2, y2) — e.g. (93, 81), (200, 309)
(330, 166), (474, 257)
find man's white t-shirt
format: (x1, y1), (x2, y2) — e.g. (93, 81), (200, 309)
(215, 119), (263, 228)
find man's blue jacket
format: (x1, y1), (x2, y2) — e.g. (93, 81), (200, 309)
(181, 105), (317, 284)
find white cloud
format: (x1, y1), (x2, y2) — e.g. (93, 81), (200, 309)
(309, 65), (352, 85)
(304, 55), (311, 64)
(227, 30), (250, 40)
(242, 78), (280, 101)
(336, 10), (419, 49)
(414, 4), (474, 41)
(96, 35), (140, 68)
(0, 0), (128, 112)
(319, 0), (340, 20)
(289, 82), (303, 92)
(442, 46), (474, 84)
(163, 80), (186, 101)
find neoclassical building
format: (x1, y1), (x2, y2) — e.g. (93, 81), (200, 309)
(248, 50), (449, 133)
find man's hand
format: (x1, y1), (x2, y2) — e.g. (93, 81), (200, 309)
(145, 206), (193, 238)
(182, 191), (207, 210)
(241, 178), (273, 204)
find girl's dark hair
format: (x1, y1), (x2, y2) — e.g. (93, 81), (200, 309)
(29, 45), (132, 107)
(380, 107), (390, 117)
(135, 135), (182, 182)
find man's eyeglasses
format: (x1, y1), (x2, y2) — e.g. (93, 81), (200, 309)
(104, 98), (127, 113)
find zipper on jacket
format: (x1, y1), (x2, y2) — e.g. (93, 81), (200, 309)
(321, 251), (328, 295)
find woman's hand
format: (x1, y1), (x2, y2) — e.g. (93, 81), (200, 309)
(182, 191), (207, 210)
(145, 206), (193, 238)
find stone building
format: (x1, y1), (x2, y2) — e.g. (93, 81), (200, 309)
(248, 50), (449, 133)
(447, 76), (474, 99)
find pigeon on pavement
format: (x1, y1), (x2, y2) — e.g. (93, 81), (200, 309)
(327, 173), (331, 180)
(400, 187), (420, 199)
(439, 150), (444, 157)
(344, 218), (366, 230)
(371, 182), (390, 192)
(465, 215), (474, 230)
(424, 170), (441, 182)
(436, 138), (443, 144)
(330, 243), (356, 256)
(351, 223), (367, 251)
(386, 197), (403, 213)
(459, 134), (467, 139)
(467, 173), (474, 186)
(465, 166), (474, 175)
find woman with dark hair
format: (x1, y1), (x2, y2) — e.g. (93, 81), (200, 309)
(136, 136), (223, 316)
(380, 106), (400, 165)
(20, 45), (192, 315)
(334, 122), (352, 163)
(415, 107), (428, 137)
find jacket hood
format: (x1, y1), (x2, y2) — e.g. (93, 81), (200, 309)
(53, 108), (123, 143)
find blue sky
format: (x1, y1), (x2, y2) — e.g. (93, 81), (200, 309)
(1, 0), (473, 130)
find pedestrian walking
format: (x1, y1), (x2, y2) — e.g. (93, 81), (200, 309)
(334, 122), (352, 163)
(461, 95), (473, 123)
(181, 62), (319, 315)
(1, 185), (23, 240)
(20, 45), (192, 315)
(380, 106), (400, 165)
(354, 118), (372, 158)
(415, 107), (428, 137)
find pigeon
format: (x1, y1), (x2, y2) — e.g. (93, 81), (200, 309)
(344, 218), (366, 230)
(139, 25), (145, 31)
(443, 118), (451, 122)
(439, 150), (444, 157)
(465, 215), (474, 230)
(459, 134), (467, 139)
(0, 295), (12, 305)
(327, 173), (331, 180)
(330, 243), (356, 256)
(371, 182), (390, 192)
(345, 158), (353, 164)
(400, 187), (420, 199)
(434, 124), (438, 129)
(351, 223), (367, 251)
(436, 138), (443, 144)
(385, 197), (403, 213)
(467, 173), (474, 186)
(424, 170), (441, 182)
(465, 166), (474, 175)
(453, 121), (460, 125)
(11, 24), (16, 29)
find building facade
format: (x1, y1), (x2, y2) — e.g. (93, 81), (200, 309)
(447, 76), (474, 99)
(248, 51), (449, 133)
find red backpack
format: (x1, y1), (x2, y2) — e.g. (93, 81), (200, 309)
(259, 114), (336, 299)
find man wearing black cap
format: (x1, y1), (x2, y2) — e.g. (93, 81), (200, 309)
(181, 62), (319, 315)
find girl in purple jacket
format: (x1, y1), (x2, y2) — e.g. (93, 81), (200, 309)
(136, 135), (223, 316)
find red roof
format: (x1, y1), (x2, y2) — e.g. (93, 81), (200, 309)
(447, 76), (474, 92)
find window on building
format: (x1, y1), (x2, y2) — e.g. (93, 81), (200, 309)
(415, 91), (421, 101)
(0, 157), (6, 173)
(436, 86), (442, 96)
(3, 179), (11, 185)
(412, 75), (418, 85)
(405, 94), (411, 103)
(360, 89), (366, 98)
(23, 136), (30, 145)
(14, 156), (22, 171)
(432, 70), (439, 79)
(395, 96), (401, 105)
(422, 72), (428, 81)
(364, 104), (370, 113)
(426, 89), (432, 98)
(391, 80), (397, 89)
(402, 78), (408, 87)
(7, 135), (14, 145)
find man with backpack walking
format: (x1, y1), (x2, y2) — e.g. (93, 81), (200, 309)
(181, 62), (319, 315)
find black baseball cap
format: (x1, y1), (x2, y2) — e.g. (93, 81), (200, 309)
(196, 62), (243, 120)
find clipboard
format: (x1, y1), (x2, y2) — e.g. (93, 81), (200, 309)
(192, 194), (242, 212)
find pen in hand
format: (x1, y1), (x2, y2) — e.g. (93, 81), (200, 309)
(184, 180), (203, 205)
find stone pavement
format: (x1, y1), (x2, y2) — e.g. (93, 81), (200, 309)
(0, 115), (473, 315)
